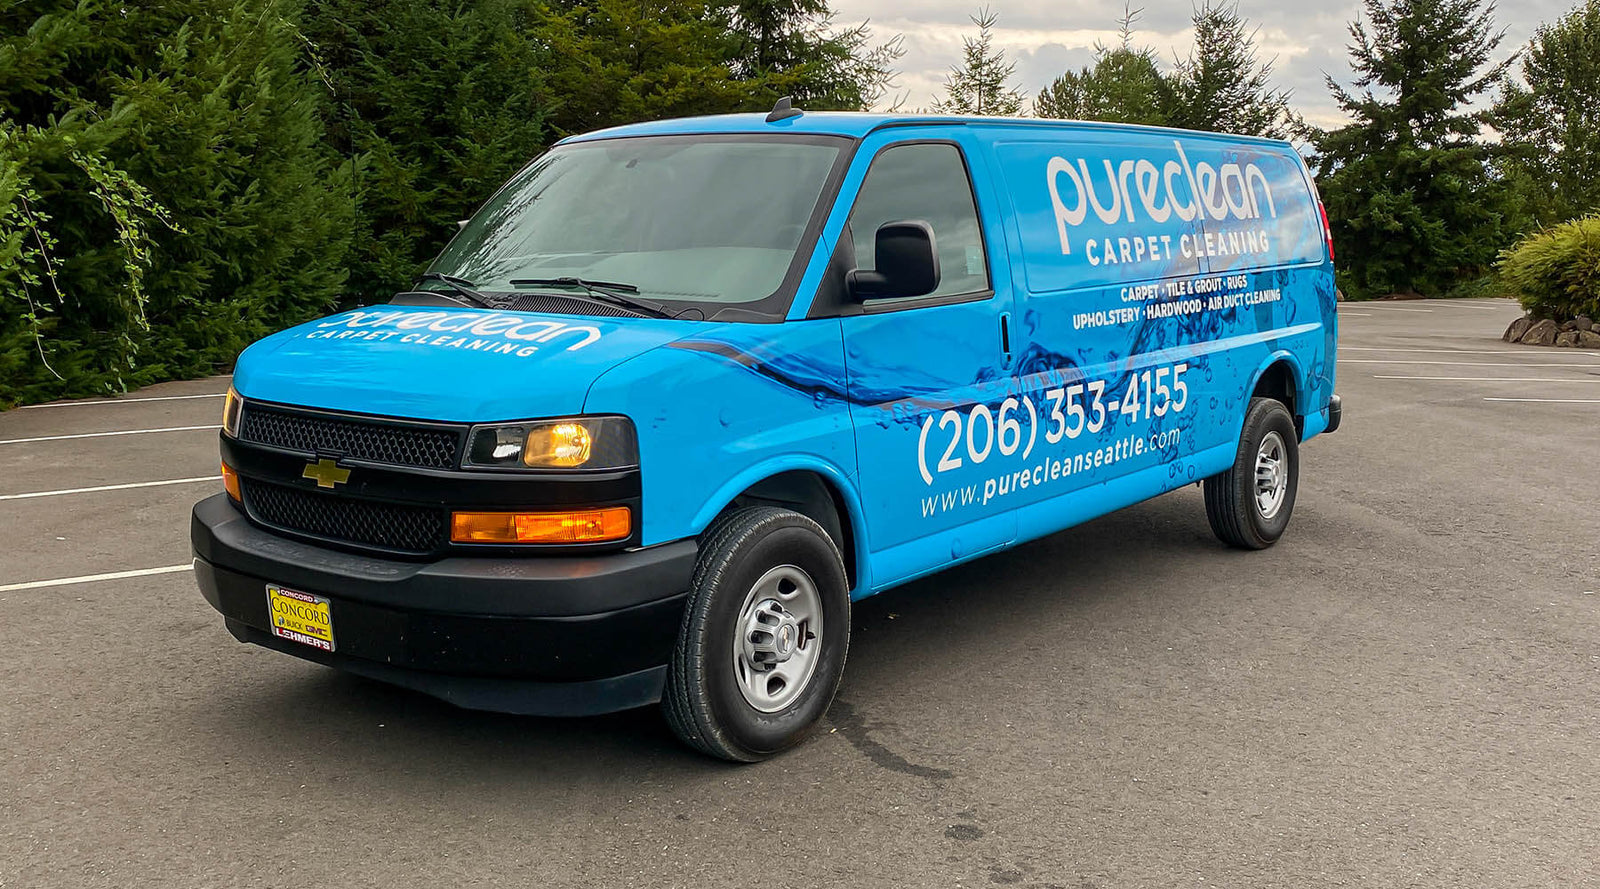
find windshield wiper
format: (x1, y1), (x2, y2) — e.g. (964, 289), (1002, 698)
(509, 276), (676, 319)
(414, 272), (500, 309)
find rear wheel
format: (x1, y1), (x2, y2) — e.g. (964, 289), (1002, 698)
(1204, 397), (1299, 549)
(663, 507), (850, 762)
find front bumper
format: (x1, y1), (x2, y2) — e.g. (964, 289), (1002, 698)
(1325, 394), (1343, 434)
(191, 494), (696, 716)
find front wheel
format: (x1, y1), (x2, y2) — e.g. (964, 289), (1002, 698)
(662, 507), (851, 762)
(1203, 397), (1299, 549)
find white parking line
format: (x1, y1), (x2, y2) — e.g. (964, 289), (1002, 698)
(1485, 397), (1600, 404)
(0, 563), (193, 594)
(0, 477), (215, 501)
(20, 393), (226, 410)
(1359, 306), (1434, 313)
(1339, 311), (1373, 316)
(0, 425), (217, 446)
(1345, 359), (1600, 367)
(1344, 347), (1560, 356)
(1374, 375), (1600, 383)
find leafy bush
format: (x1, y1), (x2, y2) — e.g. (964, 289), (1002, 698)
(1, 0), (356, 406)
(2, 0), (900, 406)
(1497, 215), (1600, 321)
(302, 0), (903, 303)
(301, 0), (552, 303)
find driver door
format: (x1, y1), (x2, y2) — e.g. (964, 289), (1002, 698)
(830, 131), (1020, 589)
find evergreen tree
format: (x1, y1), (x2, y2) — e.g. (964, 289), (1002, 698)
(301, 0), (550, 303)
(1, 0), (906, 404)
(125, 1), (357, 380)
(726, 0), (903, 109)
(1492, 0), (1600, 224)
(1309, 0), (1514, 298)
(1034, 9), (1165, 124)
(1, 0), (353, 403)
(535, 0), (744, 135)
(932, 8), (1026, 116)
(1160, 1), (1292, 137)
(536, 0), (898, 134)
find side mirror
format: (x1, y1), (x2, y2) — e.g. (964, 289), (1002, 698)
(847, 220), (940, 300)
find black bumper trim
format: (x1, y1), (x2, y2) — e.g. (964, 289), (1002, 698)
(225, 620), (667, 717)
(191, 493), (697, 714)
(1326, 393), (1343, 434)
(192, 493), (694, 617)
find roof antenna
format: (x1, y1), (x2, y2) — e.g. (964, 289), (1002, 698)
(766, 96), (803, 123)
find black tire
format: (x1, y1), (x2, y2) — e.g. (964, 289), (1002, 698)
(1203, 397), (1299, 550)
(662, 507), (851, 762)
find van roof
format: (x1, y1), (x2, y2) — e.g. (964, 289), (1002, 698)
(559, 111), (1294, 149)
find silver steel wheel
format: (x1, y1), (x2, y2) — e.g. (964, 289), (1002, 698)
(731, 564), (823, 713)
(1254, 430), (1288, 520)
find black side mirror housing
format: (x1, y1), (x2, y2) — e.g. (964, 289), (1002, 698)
(847, 220), (940, 300)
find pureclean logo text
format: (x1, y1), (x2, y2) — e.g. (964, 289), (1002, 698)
(303, 310), (604, 359)
(1046, 140), (1278, 256)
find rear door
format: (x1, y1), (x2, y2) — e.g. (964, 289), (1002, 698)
(828, 129), (1020, 588)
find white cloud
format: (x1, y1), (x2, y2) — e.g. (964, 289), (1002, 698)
(833, 0), (1555, 128)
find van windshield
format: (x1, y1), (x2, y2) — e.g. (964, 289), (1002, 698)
(429, 134), (850, 319)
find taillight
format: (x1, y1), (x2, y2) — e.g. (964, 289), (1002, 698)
(1317, 201), (1335, 261)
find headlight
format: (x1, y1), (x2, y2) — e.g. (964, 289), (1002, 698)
(464, 416), (637, 470)
(222, 387), (243, 437)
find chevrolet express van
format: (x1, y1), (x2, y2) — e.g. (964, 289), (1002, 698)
(193, 104), (1341, 761)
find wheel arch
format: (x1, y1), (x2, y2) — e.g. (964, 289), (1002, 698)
(1247, 352), (1308, 434)
(691, 458), (869, 596)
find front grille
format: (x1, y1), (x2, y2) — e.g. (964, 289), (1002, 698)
(242, 479), (447, 554)
(240, 405), (461, 469)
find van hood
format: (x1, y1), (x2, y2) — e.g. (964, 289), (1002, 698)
(232, 306), (694, 422)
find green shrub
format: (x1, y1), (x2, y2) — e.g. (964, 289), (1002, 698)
(0, 0), (353, 406)
(301, 0), (552, 304)
(2, 0), (900, 406)
(1497, 215), (1600, 321)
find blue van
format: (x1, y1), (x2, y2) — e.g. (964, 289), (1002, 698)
(193, 104), (1340, 761)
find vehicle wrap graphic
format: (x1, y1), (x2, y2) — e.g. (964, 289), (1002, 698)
(305, 309), (605, 356)
(991, 134), (1325, 292)
(228, 120), (1337, 599)
(232, 306), (691, 422)
(661, 263), (1332, 580)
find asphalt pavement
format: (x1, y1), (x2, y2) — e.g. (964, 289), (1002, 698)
(3, 297), (1597, 888)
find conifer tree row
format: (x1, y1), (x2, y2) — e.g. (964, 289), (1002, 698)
(0, 0), (901, 405)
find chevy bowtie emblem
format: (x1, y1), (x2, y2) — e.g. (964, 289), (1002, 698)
(302, 458), (351, 489)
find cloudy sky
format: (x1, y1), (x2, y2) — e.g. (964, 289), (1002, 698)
(831, 0), (1567, 127)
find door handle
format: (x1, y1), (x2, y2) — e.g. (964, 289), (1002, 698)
(999, 312), (1013, 368)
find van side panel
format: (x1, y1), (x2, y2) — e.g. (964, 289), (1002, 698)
(587, 123), (1336, 604)
(582, 318), (860, 556)
(967, 125), (1334, 543)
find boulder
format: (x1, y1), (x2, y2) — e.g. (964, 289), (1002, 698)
(1504, 316), (1534, 342)
(1521, 319), (1560, 346)
(1577, 329), (1600, 349)
(1561, 320), (1578, 332)
(1575, 316), (1595, 332)
(1556, 330), (1579, 347)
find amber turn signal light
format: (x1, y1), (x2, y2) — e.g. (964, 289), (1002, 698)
(450, 507), (631, 544)
(221, 462), (242, 501)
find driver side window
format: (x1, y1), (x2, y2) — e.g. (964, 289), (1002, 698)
(848, 142), (990, 299)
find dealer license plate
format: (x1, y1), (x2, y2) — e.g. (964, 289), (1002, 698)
(266, 585), (335, 652)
